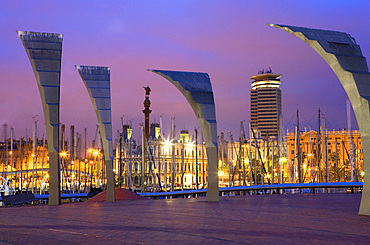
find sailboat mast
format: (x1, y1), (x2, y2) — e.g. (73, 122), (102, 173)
(170, 117), (175, 192)
(322, 115), (329, 182)
(32, 117), (37, 193)
(97, 126), (101, 188)
(181, 136), (184, 191)
(160, 116), (166, 192)
(272, 137), (275, 184)
(347, 99), (354, 181)
(77, 133), (81, 193)
(41, 127), (45, 194)
(310, 129), (314, 182)
(254, 130), (258, 184)
(4, 124), (8, 180)
(297, 109), (302, 183)
(195, 128), (198, 190)
(293, 126), (297, 183)
(70, 125), (75, 192)
(240, 121), (246, 186)
(10, 128), (14, 184)
(129, 120), (133, 189)
(25, 128), (28, 191)
(140, 124), (145, 192)
(84, 128), (87, 192)
(227, 131), (232, 187)
(202, 133), (205, 188)
(317, 109), (321, 182)
(248, 123), (254, 185)
(61, 124), (65, 192)
(335, 138), (340, 182)
(19, 136), (23, 192)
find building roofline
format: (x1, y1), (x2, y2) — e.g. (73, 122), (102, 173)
(250, 73), (282, 80)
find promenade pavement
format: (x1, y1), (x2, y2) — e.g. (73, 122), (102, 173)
(0, 193), (369, 244)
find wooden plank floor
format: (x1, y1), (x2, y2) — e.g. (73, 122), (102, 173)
(0, 193), (369, 244)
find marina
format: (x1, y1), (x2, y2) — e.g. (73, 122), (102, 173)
(1, 2), (370, 244)
(0, 117), (364, 200)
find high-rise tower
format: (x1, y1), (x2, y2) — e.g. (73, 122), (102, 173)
(250, 66), (282, 139)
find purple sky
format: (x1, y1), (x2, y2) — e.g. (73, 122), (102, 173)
(0, 0), (369, 143)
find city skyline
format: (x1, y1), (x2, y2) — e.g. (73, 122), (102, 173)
(1, 0), (369, 141)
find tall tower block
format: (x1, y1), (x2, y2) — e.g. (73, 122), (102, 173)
(250, 67), (282, 139)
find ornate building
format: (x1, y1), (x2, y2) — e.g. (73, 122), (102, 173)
(286, 128), (363, 183)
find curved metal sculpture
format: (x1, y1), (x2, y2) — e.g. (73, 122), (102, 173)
(148, 69), (219, 201)
(268, 24), (370, 215)
(76, 65), (115, 202)
(17, 31), (62, 205)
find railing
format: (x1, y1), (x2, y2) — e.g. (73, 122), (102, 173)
(0, 193), (90, 203)
(1, 182), (363, 203)
(138, 182), (363, 199)
(35, 193), (90, 200)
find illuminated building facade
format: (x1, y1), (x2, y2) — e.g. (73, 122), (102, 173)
(250, 68), (282, 139)
(0, 127), (363, 194)
(117, 129), (208, 191)
(286, 129), (363, 183)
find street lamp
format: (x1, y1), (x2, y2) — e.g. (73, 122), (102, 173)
(88, 148), (101, 188)
(185, 141), (194, 150)
(162, 139), (173, 191)
(163, 139), (172, 152)
(60, 151), (67, 158)
(59, 151), (68, 192)
(185, 141), (196, 189)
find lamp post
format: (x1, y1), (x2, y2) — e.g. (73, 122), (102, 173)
(195, 129), (198, 190)
(185, 141), (195, 189)
(60, 151), (67, 192)
(87, 148), (99, 189)
(163, 139), (172, 191)
(181, 140), (184, 191)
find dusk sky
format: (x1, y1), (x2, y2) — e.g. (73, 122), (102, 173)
(0, 0), (369, 143)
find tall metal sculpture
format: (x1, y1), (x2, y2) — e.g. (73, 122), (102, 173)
(76, 66), (115, 202)
(148, 70), (219, 201)
(17, 31), (62, 205)
(268, 24), (370, 215)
